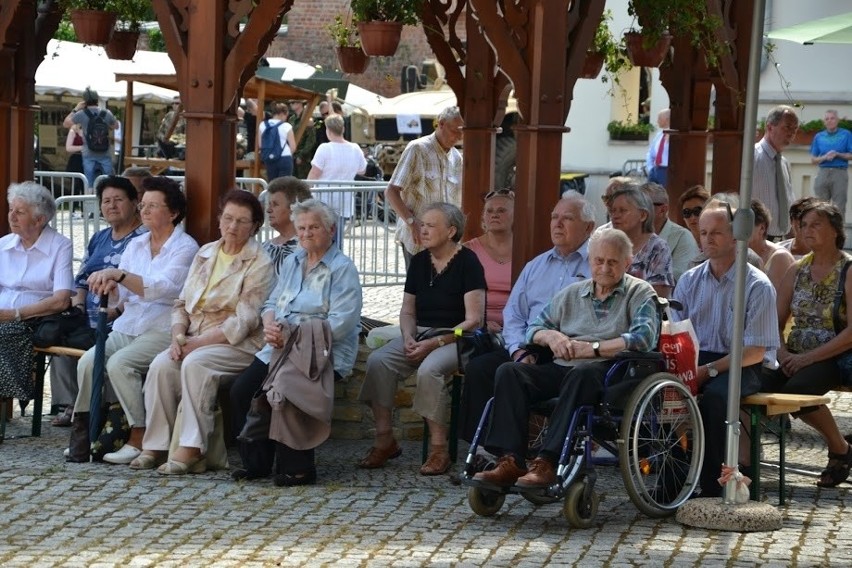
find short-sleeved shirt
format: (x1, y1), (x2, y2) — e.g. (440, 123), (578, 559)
(786, 253), (848, 353)
(405, 246), (485, 328)
(310, 141), (368, 218)
(811, 128), (852, 169)
(0, 226), (74, 308)
(257, 119), (293, 157)
(389, 133), (463, 254)
(71, 106), (117, 157)
(465, 238), (511, 327)
(75, 225), (148, 327)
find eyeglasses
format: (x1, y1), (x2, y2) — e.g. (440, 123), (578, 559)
(484, 189), (515, 200)
(137, 202), (167, 212)
(681, 206), (703, 219)
(220, 215), (254, 227)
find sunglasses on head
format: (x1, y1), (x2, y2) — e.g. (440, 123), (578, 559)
(484, 189), (515, 200)
(682, 206), (703, 219)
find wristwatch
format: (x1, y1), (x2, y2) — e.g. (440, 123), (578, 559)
(706, 362), (719, 378)
(437, 336), (446, 347)
(405, 216), (416, 226)
(591, 341), (601, 357)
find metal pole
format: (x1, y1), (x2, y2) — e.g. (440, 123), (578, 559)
(724, 0), (768, 505)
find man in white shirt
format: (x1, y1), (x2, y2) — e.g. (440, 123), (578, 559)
(753, 105), (799, 240)
(646, 109), (670, 187)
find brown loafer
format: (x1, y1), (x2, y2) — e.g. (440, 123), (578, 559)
(420, 447), (451, 476)
(358, 440), (402, 469)
(473, 455), (527, 487)
(515, 456), (558, 488)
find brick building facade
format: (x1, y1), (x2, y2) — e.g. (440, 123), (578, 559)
(267, 0), (454, 98)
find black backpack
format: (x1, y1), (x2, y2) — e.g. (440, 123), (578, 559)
(260, 119), (284, 165)
(84, 108), (111, 153)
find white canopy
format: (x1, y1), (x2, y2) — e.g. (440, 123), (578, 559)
(36, 39), (177, 103)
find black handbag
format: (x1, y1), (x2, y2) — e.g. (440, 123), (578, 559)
(32, 308), (95, 350)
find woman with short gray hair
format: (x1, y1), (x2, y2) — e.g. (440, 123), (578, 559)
(0, 182), (74, 403)
(608, 186), (674, 297)
(359, 202), (485, 476)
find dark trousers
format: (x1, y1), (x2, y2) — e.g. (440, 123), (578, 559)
(761, 358), (843, 398)
(266, 155), (294, 180)
(229, 356), (318, 476)
(648, 165), (668, 187)
(696, 351), (762, 497)
(484, 360), (616, 465)
(459, 349), (511, 442)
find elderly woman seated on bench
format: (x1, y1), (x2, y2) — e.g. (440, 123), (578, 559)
(474, 228), (660, 489)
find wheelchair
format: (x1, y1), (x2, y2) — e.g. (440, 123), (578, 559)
(460, 304), (704, 528)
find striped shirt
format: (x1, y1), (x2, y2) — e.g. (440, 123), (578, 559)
(753, 138), (793, 236)
(388, 133), (462, 254)
(673, 259), (779, 354)
(263, 237), (299, 276)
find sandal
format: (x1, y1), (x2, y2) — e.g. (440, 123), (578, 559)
(816, 444), (852, 488)
(51, 406), (73, 427)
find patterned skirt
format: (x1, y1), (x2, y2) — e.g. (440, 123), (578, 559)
(0, 321), (37, 400)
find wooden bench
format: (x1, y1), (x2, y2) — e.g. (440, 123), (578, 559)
(741, 392), (832, 504)
(0, 346), (87, 441)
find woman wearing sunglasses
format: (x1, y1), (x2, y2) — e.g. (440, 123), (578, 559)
(464, 189), (514, 333)
(678, 184), (710, 246)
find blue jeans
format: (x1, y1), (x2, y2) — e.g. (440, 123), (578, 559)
(82, 153), (114, 189)
(266, 155), (294, 180)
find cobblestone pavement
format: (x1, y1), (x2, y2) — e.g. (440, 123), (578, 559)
(1, 389), (851, 566)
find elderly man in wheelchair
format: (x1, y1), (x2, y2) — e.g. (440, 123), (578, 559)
(465, 228), (702, 523)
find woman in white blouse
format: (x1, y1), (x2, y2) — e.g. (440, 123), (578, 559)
(0, 182), (74, 404)
(67, 176), (199, 463)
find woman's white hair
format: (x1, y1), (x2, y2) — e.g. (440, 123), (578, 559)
(589, 227), (633, 262)
(290, 198), (338, 232)
(7, 182), (56, 222)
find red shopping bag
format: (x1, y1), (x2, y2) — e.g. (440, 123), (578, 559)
(659, 309), (699, 396)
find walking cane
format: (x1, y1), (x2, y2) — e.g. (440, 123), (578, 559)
(88, 293), (110, 443)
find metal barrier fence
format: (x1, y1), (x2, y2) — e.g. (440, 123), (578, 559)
(46, 177), (405, 287)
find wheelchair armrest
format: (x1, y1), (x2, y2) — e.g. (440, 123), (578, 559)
(655, 296), (682, 312)
(613, 350), (663, 361)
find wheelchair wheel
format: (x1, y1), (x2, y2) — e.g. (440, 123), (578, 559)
(619, 373), (704, 518)
(562, 481), (599, 528)
(467, 486), (506, 517)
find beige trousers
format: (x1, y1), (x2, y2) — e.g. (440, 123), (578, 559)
(359, 332), (459, 425)
(142, 343), (256, 453)
(74, 329), (171, 427)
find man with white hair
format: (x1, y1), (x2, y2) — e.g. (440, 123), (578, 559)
(641, 182), (698, 281)
(459, 192), (596, 443)
(810, 109), (852, 217)
(384, 105), (464, 265)
(473, 228), (660, 488)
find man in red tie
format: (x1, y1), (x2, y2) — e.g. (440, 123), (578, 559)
(646, 108), (670, 188)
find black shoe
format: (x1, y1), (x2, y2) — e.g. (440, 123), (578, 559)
(273, 469), (317, 487)
(230, 468), (269, 481)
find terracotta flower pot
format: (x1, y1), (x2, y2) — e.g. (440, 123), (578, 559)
(624, 31), (672, 67)
(105, 31), (140, 60)
(580, 51), (605, 79)
(357, 21), (403, 57)
(70, 9), (117, 46)
(336, 46), (370, 74)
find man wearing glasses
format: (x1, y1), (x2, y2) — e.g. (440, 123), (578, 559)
(384, 105), (464, 267)
(641, 182), (698, 281)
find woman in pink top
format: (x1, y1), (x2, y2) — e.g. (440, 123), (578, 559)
(463, 189), (514, 331)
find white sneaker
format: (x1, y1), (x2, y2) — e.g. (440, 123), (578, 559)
(103, 444), (142, 464)
(63, 448), (70, 458)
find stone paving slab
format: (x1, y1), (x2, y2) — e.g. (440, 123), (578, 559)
(1, 391), (851, 566)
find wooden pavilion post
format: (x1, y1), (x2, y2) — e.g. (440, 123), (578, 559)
(421, 1), (510, 240)
(152, 0), (292, 243)
(470, 0), (604, 279)
(0, 0), (61, 233)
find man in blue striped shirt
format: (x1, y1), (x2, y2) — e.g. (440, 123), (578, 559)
(673, 200), (779, 498)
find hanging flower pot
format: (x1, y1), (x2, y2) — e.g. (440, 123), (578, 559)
(580, 51), (605, 79)
(624, 31), (672, 67)
(336, 46), (370, 74)
(357, 21), (403, 57)
(70, 9), (117, 45)
(105, 30), (140, 60)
